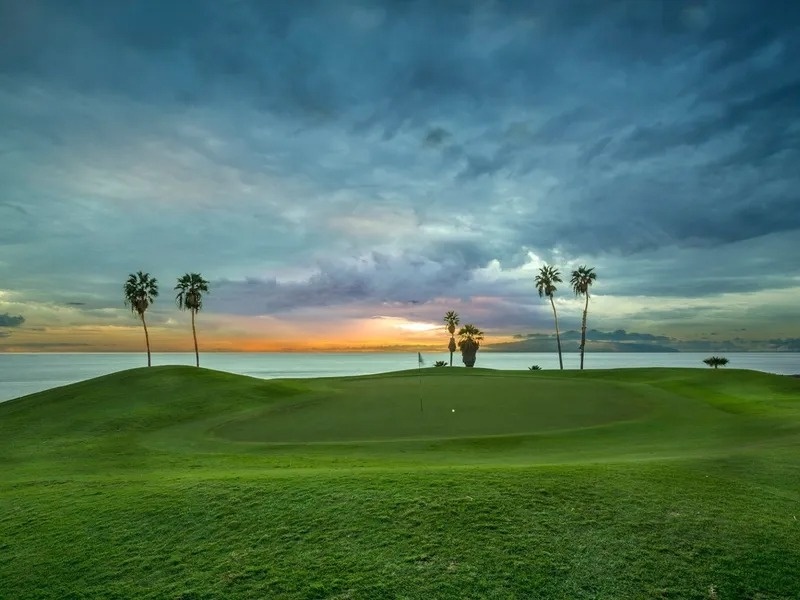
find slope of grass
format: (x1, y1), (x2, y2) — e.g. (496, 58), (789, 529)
(1, 366), (799, 599)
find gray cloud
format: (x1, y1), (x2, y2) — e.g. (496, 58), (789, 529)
(770, 338), (800, 351)
(423, 127), (451, 147)
(0, 313), (25, 327)
(213, 242), (490, 315)
(616, 80), (800, 162)
(0, 0), (799, 343)
(516, 329), (674, 344)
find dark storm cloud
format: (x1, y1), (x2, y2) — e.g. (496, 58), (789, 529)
(1, 0), (799, 339)
(0, 314), (25, 327)
(423, 127), (451, 147)
(214, 241), (493, 314)
(615, 80), (800, 162)
(600, 229), (800, 299)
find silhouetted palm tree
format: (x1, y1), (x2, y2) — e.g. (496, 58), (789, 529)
(123, 271), (158, 367)
(570, 265), (597, 370)
(535, 265), (564, 370)
(703, 356), (729, 369)
(175, 273), (210, 367)
(444, 310), (460, 367)
(457, 324), (484, 368)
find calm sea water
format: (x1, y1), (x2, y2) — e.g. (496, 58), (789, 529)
(0, 352), (798, 403)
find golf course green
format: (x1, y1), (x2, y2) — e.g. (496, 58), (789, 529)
(1, 366), (799, 599)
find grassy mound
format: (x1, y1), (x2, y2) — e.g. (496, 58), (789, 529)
(1, 366), (799, 599)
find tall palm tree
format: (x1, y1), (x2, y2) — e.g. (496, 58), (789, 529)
(457, 323), (484, 368)
(534, 265), (564, 370)
(443, 310), (460, 367)
(570, 265), (597, 370)
(175, 273), (210, 367)
(123, 271), (158, 367)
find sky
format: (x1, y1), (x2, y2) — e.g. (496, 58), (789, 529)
(1, 0), (799, 353)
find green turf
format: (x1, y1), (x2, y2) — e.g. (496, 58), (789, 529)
(1, 366), (799, 599)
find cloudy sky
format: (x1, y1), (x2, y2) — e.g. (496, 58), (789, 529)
(1, 0), (798, 353)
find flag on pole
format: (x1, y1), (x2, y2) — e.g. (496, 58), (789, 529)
(417, 352), (424, 413)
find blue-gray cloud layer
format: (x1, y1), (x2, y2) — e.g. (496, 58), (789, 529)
(0, 314), (25, 327)
(1, 0), (798, 334)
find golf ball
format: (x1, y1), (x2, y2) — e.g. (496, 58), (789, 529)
(452, 409), (456, 412)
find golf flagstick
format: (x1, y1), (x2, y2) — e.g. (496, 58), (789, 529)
(418, 352), (424, 413)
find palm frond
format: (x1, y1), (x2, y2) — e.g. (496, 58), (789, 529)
(175, 273), (210, 311)
(123, 271), (158, 315)
(535, 264), (561, 298)
(457, 323), (485, 344)
(443, 310), (460, 331)
(570, 265), (597, 296)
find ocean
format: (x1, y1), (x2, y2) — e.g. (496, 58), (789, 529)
(1, 352), (798, 403)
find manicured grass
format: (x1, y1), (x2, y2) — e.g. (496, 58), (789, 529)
(1, 366), (799, 599)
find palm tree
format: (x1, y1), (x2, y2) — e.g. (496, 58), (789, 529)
(534, 265), (564, 370)
(443, 310), (460, 367)
(457, 324), (484, 368)
(123, 271), (159, 367)
(570, 265), (597, 370)
(703, 356), (729, 369)
(175, 273), (210, 367)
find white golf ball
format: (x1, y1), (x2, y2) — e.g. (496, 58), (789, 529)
(452, 409), (456, 412)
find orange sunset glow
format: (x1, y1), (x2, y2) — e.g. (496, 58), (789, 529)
(0, 314), (512, 353)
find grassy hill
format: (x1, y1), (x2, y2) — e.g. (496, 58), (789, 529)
(1, 366), (799, 598)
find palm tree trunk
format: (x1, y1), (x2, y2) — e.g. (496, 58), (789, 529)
(191, 310), (199, 367)
(449, 351), (453, 367)
(579, 294), (589, 370)
(141, 313), (151, 367)
(549, 296), (563, 370)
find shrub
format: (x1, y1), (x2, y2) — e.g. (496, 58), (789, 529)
(433, 360), (447, 367)
(528, 365), (542, 370)
(703, 356), (729, 369)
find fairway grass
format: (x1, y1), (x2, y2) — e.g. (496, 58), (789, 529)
(1, 366), (799, 598)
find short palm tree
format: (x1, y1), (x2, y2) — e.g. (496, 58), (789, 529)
(570, 265), (597, 370)
(534, 265), (564, 370)
(703, 356), (729, 369)
(123, 271), (159, 367)
(457, 324), (484, 368)
(444, 310), (460, 367)
(175, 273), (210, 367)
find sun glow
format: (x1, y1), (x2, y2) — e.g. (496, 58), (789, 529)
(395, 321), (440, 333)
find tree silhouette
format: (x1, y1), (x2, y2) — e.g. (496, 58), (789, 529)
(123, 271), (158, 367)
(457, 324), (484, 368)
(175, 273), (210, 367)
(534, 265), (564, 370)
(570, 266), (597, 370)
(443, 310), (460, 367)
(703, 356), (729, 369)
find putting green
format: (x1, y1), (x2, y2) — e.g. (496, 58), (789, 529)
(119, 367), (798, 467)
(213, 374), (652, 443)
